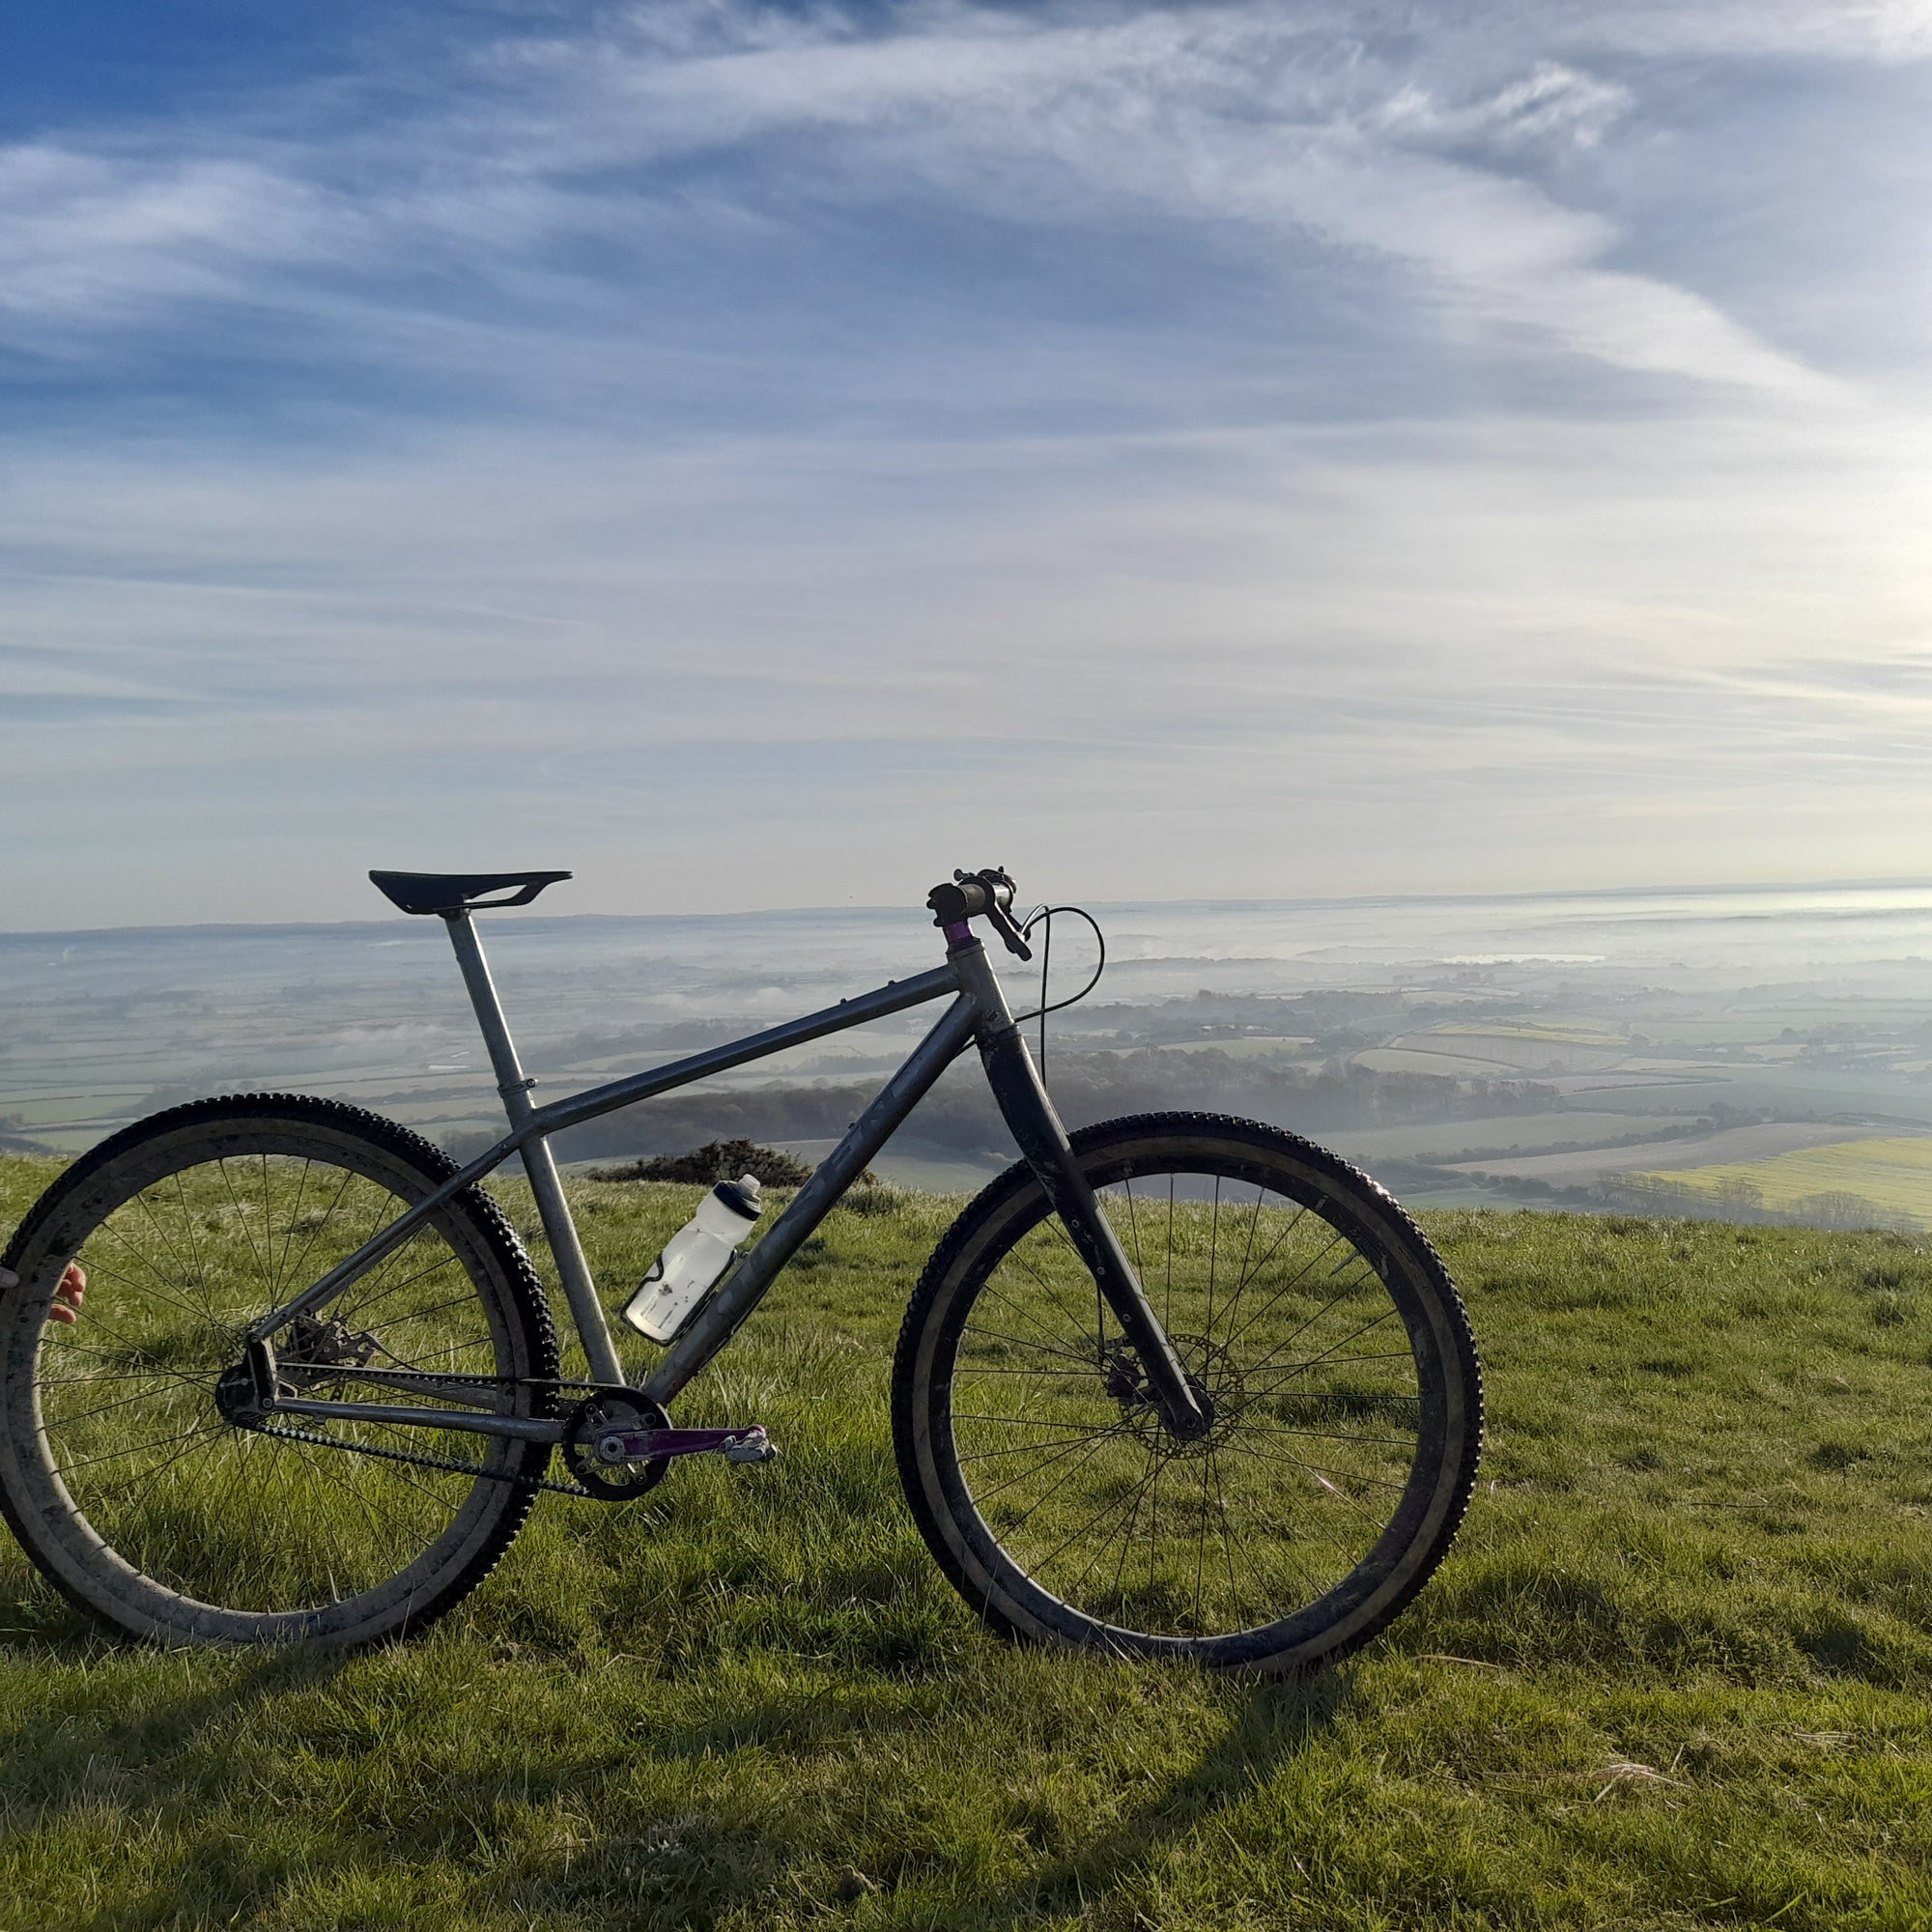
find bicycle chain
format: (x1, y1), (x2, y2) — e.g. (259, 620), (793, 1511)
(245, 1414), (607, 1497)
(243, 1373), (644, 1501)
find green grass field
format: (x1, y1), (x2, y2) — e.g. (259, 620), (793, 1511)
(1632, 1137), (1932, 1228)
(4, 1152), (1932, 1929)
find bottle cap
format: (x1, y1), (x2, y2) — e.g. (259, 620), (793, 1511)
(713, 1175), (764, 1221)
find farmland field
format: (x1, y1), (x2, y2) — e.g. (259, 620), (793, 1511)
(1630, 1137), (1932, 1228)
(1322, 1110), (1688, 1165)
(1430, 1022), (1626, 1047)
(5, 1153), (1932, 1929)
(1446, 1123), (1911, 1195)
(1353, 1045), (1528, 1077)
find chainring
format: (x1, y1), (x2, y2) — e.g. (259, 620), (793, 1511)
(561, 1388), (671, 1500)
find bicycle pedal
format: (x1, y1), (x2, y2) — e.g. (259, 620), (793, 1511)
(723, 1428), (777, 1464)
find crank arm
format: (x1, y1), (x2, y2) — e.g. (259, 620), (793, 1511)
(596, 1424), (776, 1466)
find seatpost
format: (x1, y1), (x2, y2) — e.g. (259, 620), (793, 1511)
(441, 912), (626, 1387)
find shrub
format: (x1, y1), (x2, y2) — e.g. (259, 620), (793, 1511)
(588, 1139), (813, 1187)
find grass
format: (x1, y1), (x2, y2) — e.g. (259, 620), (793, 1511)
(1629, 1137), (1932, 1226)
(3, 1153), (1932, 1928)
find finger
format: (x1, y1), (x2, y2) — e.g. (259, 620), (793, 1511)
(47, 1304), (78, 1325)
(0, 1268), (16, 1293)
(61, 1262), (87, 1293)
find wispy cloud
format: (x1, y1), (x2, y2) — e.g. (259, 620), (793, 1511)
(0, 3), (1850, 395)
(2, 2), (1928, 924)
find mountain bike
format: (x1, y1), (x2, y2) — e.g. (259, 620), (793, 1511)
(0, 867), (1482, 1669)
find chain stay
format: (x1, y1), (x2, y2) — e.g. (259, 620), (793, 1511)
(243, 1413), (605, 1498)
(243, 1369), (628, 1499)
(241, 1369), (764, 1498)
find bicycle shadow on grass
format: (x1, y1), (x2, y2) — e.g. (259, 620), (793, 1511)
(552, 1657), (1349, 1929)
(0, 1553), (1347, 1932)
(0, 1582), (361, 1927)
(956, 1666), (1348, 1929)
(0, 1599), (357, 1772)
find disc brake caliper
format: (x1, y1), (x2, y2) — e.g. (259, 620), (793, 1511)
(278, 1313), (378, 1387)
(1100, 1341), (1151, 1406)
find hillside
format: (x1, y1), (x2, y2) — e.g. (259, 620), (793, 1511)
(2, 1154), (1929, 1929)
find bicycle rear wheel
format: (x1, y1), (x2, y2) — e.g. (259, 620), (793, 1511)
(894, 1113), (1481, 1672)
(0, 1095), (558, 1648)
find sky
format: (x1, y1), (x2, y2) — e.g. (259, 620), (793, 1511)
(4, 0), (1930, 930)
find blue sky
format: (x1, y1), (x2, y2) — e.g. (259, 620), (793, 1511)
(5, 1), (1930, 928)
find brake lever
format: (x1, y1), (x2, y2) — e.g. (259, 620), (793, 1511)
(984, 897), (1033, 962)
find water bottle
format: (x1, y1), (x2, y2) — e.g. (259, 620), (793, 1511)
(620, 1176), (765, 1343)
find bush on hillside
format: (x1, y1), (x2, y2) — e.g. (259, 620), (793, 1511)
(587, 1139), (813, 1187)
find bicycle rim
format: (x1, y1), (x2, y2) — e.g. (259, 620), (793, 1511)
(7, 1105), (549, 1633)
(902, 1118), (1478, 1662)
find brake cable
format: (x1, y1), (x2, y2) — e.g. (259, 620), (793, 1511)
(1013, 905), (1107, 1080)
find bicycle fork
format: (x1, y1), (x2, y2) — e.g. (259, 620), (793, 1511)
(948, 940), (1214, 1442)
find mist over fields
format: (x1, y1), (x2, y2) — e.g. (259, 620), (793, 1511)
(9, 882), (1932, 1228)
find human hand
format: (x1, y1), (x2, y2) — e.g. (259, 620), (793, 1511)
(49, 1262), (86, 1324)
(0, 1262), (85, 1322)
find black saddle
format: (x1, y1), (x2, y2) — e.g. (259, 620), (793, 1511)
(369, 869), (573, 916)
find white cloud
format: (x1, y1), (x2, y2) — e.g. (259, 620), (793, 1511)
(2, 2), (1929, 924)
(1557, 0), (1932, 62)
(0, 2), (1856, 397)
(1377, 62), (1633, 155)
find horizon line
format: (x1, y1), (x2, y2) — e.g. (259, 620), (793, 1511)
(8, 875), (1932, 945)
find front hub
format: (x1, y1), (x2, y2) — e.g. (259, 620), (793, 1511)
(1106, 1336), (1232, 1458)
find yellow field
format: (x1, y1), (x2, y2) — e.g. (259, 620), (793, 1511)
(1629, 1135), (1932, 1225)
(1354, 1046), (1520, 1077)
(1431, 1020), (1624, 1046)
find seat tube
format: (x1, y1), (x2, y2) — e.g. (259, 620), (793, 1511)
(442, 913), (625, 1387)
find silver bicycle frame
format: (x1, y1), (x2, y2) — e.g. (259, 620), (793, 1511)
(248, 914), (979, 1439)
(249, 903), (1208, 1445)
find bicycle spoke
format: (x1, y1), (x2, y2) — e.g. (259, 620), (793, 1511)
(933, 1138), (1462, 1654)
(15, 1130), (544, 1626)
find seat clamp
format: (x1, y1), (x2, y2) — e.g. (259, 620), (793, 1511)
(498, 1077), (538, 1096)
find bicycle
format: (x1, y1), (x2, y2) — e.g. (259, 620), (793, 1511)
(0, 866), (1482, 1669)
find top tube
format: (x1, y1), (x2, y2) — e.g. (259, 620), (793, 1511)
(523, 962), (963, 1145)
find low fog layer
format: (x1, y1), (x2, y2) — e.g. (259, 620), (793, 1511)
(9, 884), (1932, 1232)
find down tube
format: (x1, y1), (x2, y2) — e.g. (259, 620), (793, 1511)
(640, 992), (981, 1406)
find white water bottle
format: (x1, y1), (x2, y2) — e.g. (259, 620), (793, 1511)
(620, 1176), (765, 1343)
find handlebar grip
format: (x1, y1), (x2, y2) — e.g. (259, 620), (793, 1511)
(927, 878), (999, 923)
(927, 866), (1013, 923)
(925, 867), (1032, 959)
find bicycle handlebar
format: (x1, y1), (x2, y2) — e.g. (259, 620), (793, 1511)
(925, 867), (1034, 960)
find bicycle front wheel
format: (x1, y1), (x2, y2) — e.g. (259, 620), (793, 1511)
(894, 1113), (1481, 1672)
(0, 1095), (558, 1648)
